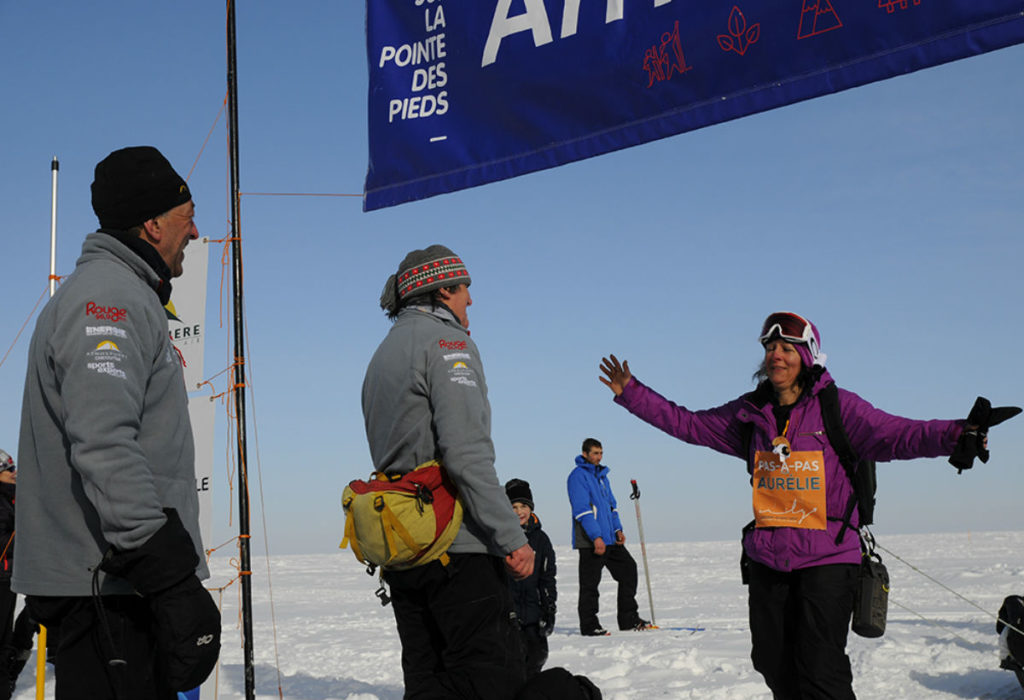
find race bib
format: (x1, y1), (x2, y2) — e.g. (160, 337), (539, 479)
(752, 437), (826, 530)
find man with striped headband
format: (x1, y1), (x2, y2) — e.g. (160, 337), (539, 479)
(363, 244), (534, 698)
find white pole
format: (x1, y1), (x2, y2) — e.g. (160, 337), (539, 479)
(37, 156), (59, 698)
(629, 479), (656, 625)
(49, 157), (59, 298)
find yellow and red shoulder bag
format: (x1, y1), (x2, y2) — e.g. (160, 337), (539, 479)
(340, 460), (463, 571)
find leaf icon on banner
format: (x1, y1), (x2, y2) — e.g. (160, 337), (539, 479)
(728, 6), (747, 38)
(718, 5), (761, 56)
(746, 23), (760, 46)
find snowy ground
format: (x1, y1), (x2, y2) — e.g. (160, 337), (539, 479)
(13, 530), (1024, 699)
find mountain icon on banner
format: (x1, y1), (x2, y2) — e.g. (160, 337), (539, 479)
(798, 0), (843, 39)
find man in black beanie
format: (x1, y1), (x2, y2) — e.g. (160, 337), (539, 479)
(14, 146), (220, 698)
(90, 145), (198, 283)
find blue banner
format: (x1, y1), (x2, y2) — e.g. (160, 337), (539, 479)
(364, 1), (1024, 211)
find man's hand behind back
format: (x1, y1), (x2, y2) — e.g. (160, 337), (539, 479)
(504, 543), (534, 580)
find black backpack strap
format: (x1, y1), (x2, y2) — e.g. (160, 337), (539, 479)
(740, 420), (755, 476)
(739, 383), (772, 477)
(819, 382), (860, 545)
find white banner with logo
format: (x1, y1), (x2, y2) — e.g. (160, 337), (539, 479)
(167, 237), (209, 391)
(166, 237), (214, 554)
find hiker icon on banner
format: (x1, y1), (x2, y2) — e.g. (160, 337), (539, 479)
(752, 437), (827, 529)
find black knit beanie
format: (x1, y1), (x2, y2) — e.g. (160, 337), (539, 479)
(91, 146), (191, 230)
(505, 479), (534, 510)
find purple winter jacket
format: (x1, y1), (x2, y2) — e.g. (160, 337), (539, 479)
(614, 368), (964, 572)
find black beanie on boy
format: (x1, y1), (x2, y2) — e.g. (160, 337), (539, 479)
(505, 478), (534, 510)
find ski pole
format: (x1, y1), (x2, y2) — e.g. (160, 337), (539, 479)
(629, 479), (656, 625)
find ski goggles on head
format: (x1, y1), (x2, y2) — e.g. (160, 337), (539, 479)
(759, 312), (826, 366)
(759, 312), (813, 345)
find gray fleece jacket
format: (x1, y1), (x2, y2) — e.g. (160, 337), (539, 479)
(13, 232), (207, 597)
(362, 305), (526, 557)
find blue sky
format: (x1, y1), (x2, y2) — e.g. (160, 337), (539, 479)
(1, 2), (1021, 554)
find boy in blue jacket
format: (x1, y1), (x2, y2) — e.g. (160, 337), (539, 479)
(567, 438), (652, 635)
(505, 479), (557, 677)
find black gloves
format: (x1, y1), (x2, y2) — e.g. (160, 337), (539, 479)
(99, 508), (221, 691)
(147, 575), (221, 690)
(539, 604), (556, 637)
(949, 397), (1021, 473)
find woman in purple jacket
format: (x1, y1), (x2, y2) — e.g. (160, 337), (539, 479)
(599, 311), (992, 700)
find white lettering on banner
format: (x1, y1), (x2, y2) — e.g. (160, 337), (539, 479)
(482, 0), (675, 67)
(169, 324), (202, 341)
(482, 0), (553, 68)
(561, 0), (624, 38)
(412, 63), (447, 91)
(426, 4), (445, 32)
(378, 34), (447, 68)
(389, 93), (449, 122)
(380, 0), (450, 124)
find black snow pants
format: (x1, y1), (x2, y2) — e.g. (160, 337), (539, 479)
(26, 594), (176, 700)
(383, 552), (527, 699)
(518, 622), (548, 678)
(747, 561), (860, 700)
(576, 545), (641, 633)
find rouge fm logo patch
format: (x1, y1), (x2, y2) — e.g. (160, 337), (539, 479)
(85, 301), (127, 323)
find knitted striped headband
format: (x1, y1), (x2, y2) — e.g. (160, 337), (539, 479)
(379, 244), (471, 314)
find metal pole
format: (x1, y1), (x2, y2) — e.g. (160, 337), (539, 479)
(36, 156), (59, 698)
(226, 2), (256, 698)
(49, 157), (58, 298)
(629, 479), (656, 625)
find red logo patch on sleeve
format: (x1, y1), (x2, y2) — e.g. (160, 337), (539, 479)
(85, 301), (127, 323)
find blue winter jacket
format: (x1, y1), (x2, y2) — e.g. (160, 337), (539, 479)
(568, 456), (625, 548)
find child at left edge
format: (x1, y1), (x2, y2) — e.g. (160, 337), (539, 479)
(504, 479), (557, 678)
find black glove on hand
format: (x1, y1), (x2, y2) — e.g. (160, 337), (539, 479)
(539, 604), (556, 637)
(148, 573), (221, 690)
(949, 397), (1022, 473)
(99, 508), (221, 691)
